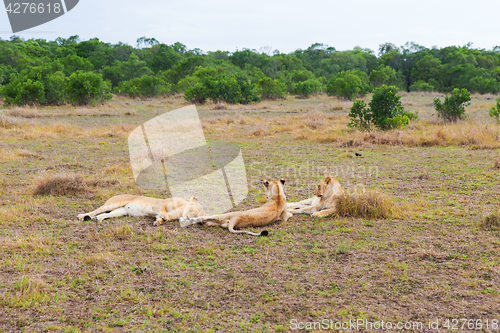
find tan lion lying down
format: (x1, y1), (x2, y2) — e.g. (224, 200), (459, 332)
(77, 195), (205, 226)
(287, 176), (344, 217)
(180, 179), (293, 236)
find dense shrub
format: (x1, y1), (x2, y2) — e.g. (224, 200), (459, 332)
(489, 97), (500, 122)
(433, 88), (471, 122)
(348, 85), (417, 130)
(184, 73), (259, 104)
(257, 77), (286, 100)
(1, 76), (45, 106)
(66, 71), (112, 105)
(184, 82), (207, 104)
(291, 78), (321, 98)
(409, 80), (434, 92)
(326, 70), (369, 100)
(44, 71), (68, 105)
(369, 65), (402, 89)
(114, 75), (171, 98)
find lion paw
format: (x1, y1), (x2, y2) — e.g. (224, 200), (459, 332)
(77, 214), (91, 221)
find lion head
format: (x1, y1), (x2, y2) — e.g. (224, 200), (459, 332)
(181, 196), (206, 219)
(263, 178), (287, 203)
(314, 176), (344, 200)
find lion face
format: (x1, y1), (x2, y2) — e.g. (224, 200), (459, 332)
(181, 196), (206, 219)
(263, 178), (286, 201)
(315, 176), (342, 198)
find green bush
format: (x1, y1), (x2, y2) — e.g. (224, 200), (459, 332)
(433, 88), (471, 122)
(0, 63), (71, 106)
(114, 75), (171, 98)
(235, 73), (260, 104)
(369, 65), (402, 89)
(470, 77), (499, 94)
(326, 70), (369, 100)
(66, 71), (112, 106)
(44, 71), (68, 105)
(348, 100), (371, 130)
(489, 97), (500, 122)
(1, 74), (45, 106)
(184, 83), (207, 104)
(257, 77), (286, 100)
(409, 80), (434, 92)
(176, 75), (200, 93)
(348, 85), (417, 130)
(184, 73), (259, 104)
(291, 78), (321, 98)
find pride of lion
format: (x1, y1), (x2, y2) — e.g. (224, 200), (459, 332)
(76, 176), (343, 236)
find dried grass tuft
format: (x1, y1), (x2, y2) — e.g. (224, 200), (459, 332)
(32, 173), (89, 196)
(337, 190), (399, 219)
(7, 107), (40, 118)
(481, 212), (500, 230)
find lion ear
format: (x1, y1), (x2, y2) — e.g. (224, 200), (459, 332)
(263, 180), (269, 187)
(190, 196), (198, 202)
(325, 176), (331, 184)
(280, 178), (286, 185)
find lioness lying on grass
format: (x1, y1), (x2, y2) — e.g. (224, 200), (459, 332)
(287, 176), (344, 217)
(180, 179), (293, 236)
(77, 195), (205, 226)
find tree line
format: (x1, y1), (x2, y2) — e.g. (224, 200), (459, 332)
(1, 36), (500, 106)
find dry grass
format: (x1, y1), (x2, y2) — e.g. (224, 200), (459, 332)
(6, 107), (40, 118)
(32, 173), (89, 197)
(0, 148), (42, 161)
(481, 212), (500, 230)
(110, 224), (135, 240)
(2, 94), (500, 331)
(337, 189), (400, 219)
(84, 251), (115, 266)
(203, 111), (500, 149)
(0, 120), (135, 140)
(493, 158), (500, 170)
(2, 235), (53, 254)
(212, 102), (227, 110)
(0, 114), (24, 128)
(0, 276), (49, 308)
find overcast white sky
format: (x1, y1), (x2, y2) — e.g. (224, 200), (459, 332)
(1, 0), (499, 54)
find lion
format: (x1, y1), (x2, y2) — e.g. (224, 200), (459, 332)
(180, 178), (293, 236)
(77, 195), (205, 226)
(287, 176), (344, 217)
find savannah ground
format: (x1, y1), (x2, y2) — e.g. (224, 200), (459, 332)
(1, 92), (500, 332)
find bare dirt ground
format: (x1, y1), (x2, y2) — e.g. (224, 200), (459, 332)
(1, 93), (500, 332)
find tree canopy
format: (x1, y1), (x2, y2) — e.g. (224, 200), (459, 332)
(1, 36), (499, 105)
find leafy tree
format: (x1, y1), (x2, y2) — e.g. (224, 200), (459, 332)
(369, 65), (402, 88)
(409, 80), (434, 92)
(149, 44), (181, 72)
(57, 55), (94, 76)
(1, 75), (45, 105)
(114, 75), (171, 98)
(291, 78), (321, 98)
(235, 73), (260, 104)
(327, 70), (369, 100)
(348, 85), (417, 130)
(44, 71), (68, 105)
(184, 83), (207, 104)
(176, 75), (201, 93)
(410, 55), (442, 88)
(66, 71), (112, 105)
(433, 88), (471, 122)
(470, 76), (499, 94)
(184, 72), (259, 104)
(257, 77), (286, 100)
